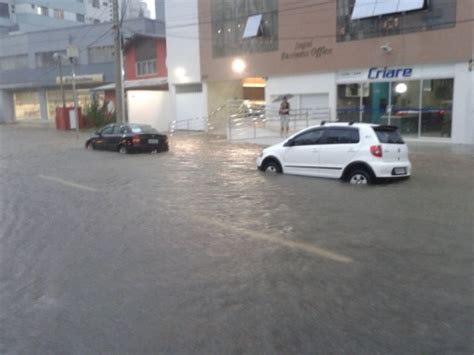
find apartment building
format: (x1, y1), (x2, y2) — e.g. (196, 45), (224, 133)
(190, 0), (472, 144)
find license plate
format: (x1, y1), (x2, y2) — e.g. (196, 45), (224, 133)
(393, 167), (407, 175)
(148, 139), (159, 144)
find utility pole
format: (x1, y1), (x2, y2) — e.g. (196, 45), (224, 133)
(112, 0), (124, 123)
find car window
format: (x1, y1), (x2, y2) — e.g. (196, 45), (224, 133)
(323, 128), (359, 144)
(120, 126), (130, 134)
(293, 129), (324, 146)
(128, 125), (159, 134)
(112, 125), (122, 134)
(101, 125), (114, 135)
(373, 127), (404, 144)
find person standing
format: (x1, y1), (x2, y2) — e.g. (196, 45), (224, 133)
(279, 96), (290, 136)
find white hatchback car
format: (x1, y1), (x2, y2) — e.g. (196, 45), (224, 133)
(256, 122), (411, 184)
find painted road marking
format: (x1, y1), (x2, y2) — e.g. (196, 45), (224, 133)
(192, 216), (353, 263)
(38, 175), (97, 192)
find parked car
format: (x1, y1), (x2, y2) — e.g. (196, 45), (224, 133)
(256, 122), (411, 184)
(85, 123), (169, 154)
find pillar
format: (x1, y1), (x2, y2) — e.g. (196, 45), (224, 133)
(0, 89), (15, 123)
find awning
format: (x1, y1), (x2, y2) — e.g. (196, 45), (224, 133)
(91, 77), (168, 91)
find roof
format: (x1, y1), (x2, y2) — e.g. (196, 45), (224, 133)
(91, 77), (168, 91)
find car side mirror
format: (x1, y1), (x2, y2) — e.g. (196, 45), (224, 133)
(95, 131), (101, 136)
(284, 139), (294, 147)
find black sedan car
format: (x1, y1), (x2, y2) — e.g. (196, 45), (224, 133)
(85, 123), (169, 154)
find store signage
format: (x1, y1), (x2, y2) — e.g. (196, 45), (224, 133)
(368, 67), (413, 79)
(56, 74), (104, 85)
(281, 40), (332, 61)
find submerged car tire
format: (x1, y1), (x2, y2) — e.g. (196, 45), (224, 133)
(347, 169), (372, 185)
(118, 145), (128, 154)
(262, 160), (282, 174)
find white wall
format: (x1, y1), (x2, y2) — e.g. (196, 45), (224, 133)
(175, 92), (207, 130)
(165, 0), (201, 85)
(452, 63), (474, 144)
(265, 72), (337, 120)
(127, 90), (173, 132)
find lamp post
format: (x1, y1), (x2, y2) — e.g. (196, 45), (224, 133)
(67, 45), (80, 139)
(53, 52), (66, 108)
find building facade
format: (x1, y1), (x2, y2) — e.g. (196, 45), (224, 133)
(194, 0), (473, 144)
(0, 18), (165, 123)
(0, 0), (113, 34)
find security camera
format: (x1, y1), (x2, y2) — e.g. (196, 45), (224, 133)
(380, 44), (392, 54)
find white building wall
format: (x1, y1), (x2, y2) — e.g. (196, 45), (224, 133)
(127, 90), (173, 132)
(165, 0), (208, 126)
(265, 72), (337, 120)
(452, 62), (474, 144)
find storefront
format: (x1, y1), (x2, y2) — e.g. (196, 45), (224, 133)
(336, 64), (457, 139)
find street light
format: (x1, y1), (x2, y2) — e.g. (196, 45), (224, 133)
(232, 58), (246, 74)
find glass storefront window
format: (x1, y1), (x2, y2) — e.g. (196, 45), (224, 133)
(389, 80), (421, 137)
(337, 83), (362, 122)
(46, 90), (93, 120)
(337, 77), (454, 139)
(362, 82), (390, 124)
(421, 79), (453, 138)
(14, 91), (41, 121)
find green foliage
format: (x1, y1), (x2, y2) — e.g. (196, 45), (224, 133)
(84, 101), (115, 128)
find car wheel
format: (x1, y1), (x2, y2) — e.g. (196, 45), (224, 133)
(85, 142), (94, 150)
(262, 160), (282, 174)
(119, 145), (128, 154)
(348, 169), (372, 185)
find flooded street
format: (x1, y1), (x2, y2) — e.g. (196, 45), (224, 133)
(0, 125), (473, 354)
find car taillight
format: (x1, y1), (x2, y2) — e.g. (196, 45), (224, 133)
(370, 145), (383, 158)
(132, 134), (140, 144)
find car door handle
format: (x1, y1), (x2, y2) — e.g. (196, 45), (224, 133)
(348, 148), (356, 152)
(312, 148), (319, 153)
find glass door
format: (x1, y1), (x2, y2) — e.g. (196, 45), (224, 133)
(390, 80), (421, 138)
(421, 79), (453, 138)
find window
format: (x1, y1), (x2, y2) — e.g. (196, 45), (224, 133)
(136, 59), (157, 76)
(37, 6), (49, 16)
(100, 125), (114, 135)
(76, 13), (85, 22)
(0, 55), (28, 71)
(88, 46), (114, 63)
(211, 0), (278, 58)
(0, 3), (9, 18)
(293, 129), (325, 146)
(324, 128), (360, 144)
(421, 79), (453, 138)
(175, 84), (203, 94)
(92, 0), (100, 8)
(54, 9), (64, 19)
(112, 125), (123, 134)
(243, 14), (263, 38)
(336, 0), (456, 42)
(374, 127), (404, 144)
(35, 51), (67, 68)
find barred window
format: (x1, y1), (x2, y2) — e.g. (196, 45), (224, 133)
(0, 55), (29, 71)
(136, 59), (157, 76)
(35, 51), (67, 68)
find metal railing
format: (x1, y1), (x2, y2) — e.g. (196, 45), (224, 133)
(227, 106), (331, 141)
(168, 104), (226, 135)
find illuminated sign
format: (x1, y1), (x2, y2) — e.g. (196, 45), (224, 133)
(56, 74), (104, 85)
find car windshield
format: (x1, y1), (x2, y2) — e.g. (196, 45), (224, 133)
(128, 125), (159, 134)
(374, 127), (405, 144)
